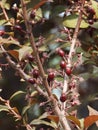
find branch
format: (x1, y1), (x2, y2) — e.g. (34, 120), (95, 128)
(68, 0), (85, 65)
(20, 0), (71, 130)
(0, 45), (48, 99)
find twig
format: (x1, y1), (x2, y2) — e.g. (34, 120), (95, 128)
(5, 100), (21, 120)
(20, 0), (71, 130)
(0, 2), (9, 21)
(68, 0), (85, 65)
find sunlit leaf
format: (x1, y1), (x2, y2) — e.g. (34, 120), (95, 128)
(66, 116), (81, 128)
(35, 8), (43, 21)
(30, 119), (57, 129)
(18, 46), (32, 60)
(63, 14), (89, 28)
(0, 105), (9, 112)
(79, 118), (84, 129)
(84, 115), (98, 129)
(0, 19), (6, 25)
(38, 112), (48, 120)
(4, 3), (10, 10)
(0, 37), (20, 46)
(10, 91), (26, 100)
(91, 22), (98, 29)
(39, 45), (48, 52)
(22, 106), (31, 115)
(91, 0), (98, 18)
(31, 91), (38, 97)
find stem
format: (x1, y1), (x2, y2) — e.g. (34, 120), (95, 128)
(20, 0), (71, 130)
(6, 100), (21, 120)
(0, 2), (9, 21)
(68, 0), (85, 65)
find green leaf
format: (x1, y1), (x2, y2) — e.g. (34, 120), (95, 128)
(91, 22), (98, 29)
(0, 37), (20, 46)
(18, 45), (32, 60)
(0, 19), (6, 25)
(0, 105), (9, 112)
(91, 0), (98, 18)
(22, 106), (31, 115)
(31, 91), (38, 97)
(4, 3), (10, 10)
(30, 119), (57, 129)
(63, 14), (89, 28)
(38, 112), (48, 120)
(35, 8), (43, 21)
(1, 0), (10, 10)
(39, 45), (48, 52)
(51, 5), (66, 18)
(10, 91), (26, 101)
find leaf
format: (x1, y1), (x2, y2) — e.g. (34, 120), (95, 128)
(35, 8), (43, 21)
(30, 119), (57, 129)
(10, 91), (26, 101)
(91, 0), (98, 18)
(63, 14), (89, 28)
(66, 116), (81, 128)
(8, 50), (19, 61)
(47, 115), (59, 124)
(84, 115), (98, 129)
(18, 46), (32, 60)
(0, 37), (20, 46)
(0, 105), (9, 112)
(38, 112), (48, 120)
(0, 19), (6, 25)
(38, 45), (48, 52)
(31, 91), (38, 97)
(87, 105), (98, 127)
(22, 105), (31, 115)
(2, 0), (10, 10)
(91, 22), (98, 29)
(33, 0), (53, 10)
(4, 3), (10, 10)
(51, 5), (66, 18)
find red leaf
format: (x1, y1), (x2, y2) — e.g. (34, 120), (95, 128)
(84, 115), (98, 129)
(47, 115), (59, 123)
(8, 50), (19, 60)
(33, 0), (53, 10)
(87, 105), (98, 126)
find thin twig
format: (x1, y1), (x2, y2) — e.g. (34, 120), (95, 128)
(68, 0), (85, 65)
(5, 100), (21, 120)
(0, 2), (9, 21)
